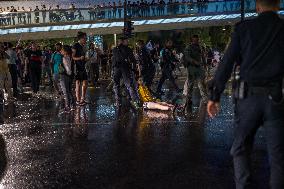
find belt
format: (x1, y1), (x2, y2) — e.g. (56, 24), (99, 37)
(247, 86), (271, 96)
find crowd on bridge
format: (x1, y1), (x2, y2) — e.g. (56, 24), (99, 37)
(0, 0), (254, 26)
(0, 31), (220, 114)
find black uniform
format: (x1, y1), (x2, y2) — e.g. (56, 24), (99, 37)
(156, 47), (180, 94)
(137, 46), (155, 88)
(112, 44), (139, 104)
(209, 12), (284, 189)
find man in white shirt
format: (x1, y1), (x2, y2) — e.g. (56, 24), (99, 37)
(86, 43), (99, 86)
(5, 42), (18, 97)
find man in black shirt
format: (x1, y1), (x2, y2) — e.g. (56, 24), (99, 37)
(112, 37), (140, 109)
(72, 32), (88, 106)
(208, 0), (284, 188)
(25, 42), (43, 94)
(136, 40), (155, 89)
(156, 40), (181, 95)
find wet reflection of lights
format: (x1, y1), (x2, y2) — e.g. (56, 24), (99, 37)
(95, 105), (115, 118)
(144, 110), (172, 120)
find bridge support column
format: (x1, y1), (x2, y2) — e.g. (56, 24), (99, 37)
(114, 34), (117, 46)
(241, 0), (245, 21)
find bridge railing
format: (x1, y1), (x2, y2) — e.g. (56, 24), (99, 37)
(0, 0), (278, 28)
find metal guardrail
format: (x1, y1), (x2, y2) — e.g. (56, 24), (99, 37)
(0, 0), (261, 28)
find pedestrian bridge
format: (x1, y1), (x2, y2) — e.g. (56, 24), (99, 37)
(0, 0), (284, 41)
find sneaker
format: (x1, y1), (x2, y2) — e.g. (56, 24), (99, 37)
(79, 101), (87, 106)
(7, 97), (17, 102)
(130, 101), (141, 110)
(70, 106), (76, 111)
(114, 102), (122, 108)
(177, 89), (183, 93)
(64, 107), (71, 113)
(156, 91), (165, 95)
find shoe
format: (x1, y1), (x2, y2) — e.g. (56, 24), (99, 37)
(7, 97), (17, 102)
(114, 101), (122, 108)
(64, 107), (71, 113)
(177, 89), (183, 93)
(79, 101), (87, 106)
(156, 91), (165, 95)
(70, 106), (76, 111)
(130, 101), (141, 110)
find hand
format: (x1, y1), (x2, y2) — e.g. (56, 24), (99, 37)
(80, 56), (85, 61)
(207, 100), (220, 118)
(193, 60), (200, 65)
(24, 70), (27, 77)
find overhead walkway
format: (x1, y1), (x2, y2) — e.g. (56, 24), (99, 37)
(0, 0), (283, 41)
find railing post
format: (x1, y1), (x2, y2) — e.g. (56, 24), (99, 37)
(124, 0), (127, 22)
(114, 34), (117, 46)
(241, 0), (245, 21)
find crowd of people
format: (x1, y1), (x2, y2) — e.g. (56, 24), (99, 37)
(0, 31), (219, 115)
(0, 0), (252, 26)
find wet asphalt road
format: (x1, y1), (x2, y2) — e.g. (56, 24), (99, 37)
(0, 80), (270, 189)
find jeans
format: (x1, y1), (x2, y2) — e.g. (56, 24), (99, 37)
(89, 63), (100, 84)
(232, 95), (284, 189)
(42, 65), (53, 85)
(113, 66), (139, 103)
(8, 64), (18, 97)
(29, 62), (41, 93)
(53, 73), (62, 95)
(60, 74), (74, 108)
(157, 68), (179, 93)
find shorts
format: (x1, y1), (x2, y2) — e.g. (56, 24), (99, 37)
(75, 70), (88, 81)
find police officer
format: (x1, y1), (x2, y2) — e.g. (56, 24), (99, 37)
(156, 40), (181, 95)
(136, 40), (156, 89)
(183, 35), (208, 113)
(207, 0), (284, 188)
(112, 36), (140, 109)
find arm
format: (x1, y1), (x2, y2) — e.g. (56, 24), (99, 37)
(72, 48), (84, 61)
(63, 57), (72, 75)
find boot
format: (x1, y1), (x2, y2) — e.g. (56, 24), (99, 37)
(184, 99), (193, 115)
(130, 100), (141, 110)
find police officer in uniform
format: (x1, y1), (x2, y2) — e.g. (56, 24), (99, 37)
(136, 40), (156, 89)
(156, 40), (181, 95)
(112, 37), (140, 109)
(207, 0), (284, 188)
(183, 35), (208, 113)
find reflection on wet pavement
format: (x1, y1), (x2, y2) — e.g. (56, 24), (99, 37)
(0, 82), (270, 189)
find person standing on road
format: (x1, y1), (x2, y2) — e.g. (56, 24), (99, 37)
(42, 46), (53, 87)
(59, 45), (74, 113)
(24, 42), (43, 95)
(86, 43), (99, 86)
(207, 0), (284, 188)
(112, 36), (140, 109)
(156, 39), (181, 96)
(5, 42), (18, 98)
(183, 35), (208, 114)
(51, 43), (63, 97)
(72, 32), (88, 106)
(136, 40), (156, 90)
(0, 43), (13, 102)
